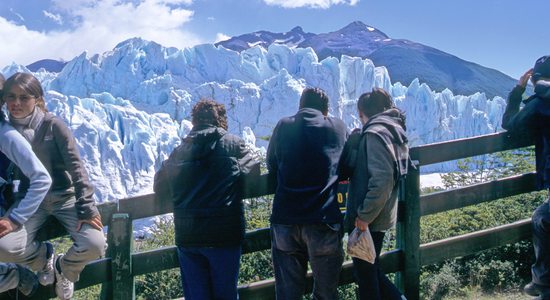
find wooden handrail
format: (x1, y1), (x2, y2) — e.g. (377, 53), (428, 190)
(15, 130), (540, 299)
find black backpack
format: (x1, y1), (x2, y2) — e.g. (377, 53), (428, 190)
(0, 150), (14, 210)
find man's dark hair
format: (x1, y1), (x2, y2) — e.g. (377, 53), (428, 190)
(191, 99), (228, 130)
(299, 87), (329, 115)
(357, 88), (394, 118)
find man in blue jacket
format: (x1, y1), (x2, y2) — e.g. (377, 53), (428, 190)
(502, 55), (550, 300)
(267, 87), (348, 300)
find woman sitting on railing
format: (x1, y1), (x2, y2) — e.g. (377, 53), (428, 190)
(0, 72), (106, 300)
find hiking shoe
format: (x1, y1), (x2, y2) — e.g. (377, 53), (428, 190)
(525, 282), (541, 296)
(38, 241), (55, 286)
(54, 255), (74, 300)
(17, 264), (38, 297)
(525, 281), (550, 297)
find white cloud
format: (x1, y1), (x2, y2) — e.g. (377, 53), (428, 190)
(215, 33), (230, 43)
(263, 0), (358, 9)
(43, 10), (63, 25)
(0, 0), (202, 68)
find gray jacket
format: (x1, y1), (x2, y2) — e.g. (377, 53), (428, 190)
(344, 109), (408, 232)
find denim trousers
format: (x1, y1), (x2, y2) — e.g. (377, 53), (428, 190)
(532, 198), (550, 287)
(177, 245), (241, 300)
(352, 231), (403, 300)
(271, 223), (344, 300)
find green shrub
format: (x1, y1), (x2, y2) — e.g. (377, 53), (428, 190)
(134, 217), (183, 300)
(421, 262), (463, 300)
(417, 149), (538, 299)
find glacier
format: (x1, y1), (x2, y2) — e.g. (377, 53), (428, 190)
(1, 38), (508, 206)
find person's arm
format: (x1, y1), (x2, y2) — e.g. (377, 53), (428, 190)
(153, 151), (176, 201)
(0, 124), (51, 234)
(502, 69), (536, 131)
(266, 122), (280, 176)
(338, 128), (361, 181)
(236, 140), (261, 197)
(51, 119), (101, 230)
(355, 133), (395, 229)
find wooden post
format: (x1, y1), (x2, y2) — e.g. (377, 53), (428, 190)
(107, 213), (134, 300)
(396, 161), (420, 300)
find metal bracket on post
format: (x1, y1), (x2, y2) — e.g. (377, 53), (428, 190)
(104, 213), (134, 300)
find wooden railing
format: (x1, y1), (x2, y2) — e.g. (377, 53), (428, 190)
(5, 130), (538, 300)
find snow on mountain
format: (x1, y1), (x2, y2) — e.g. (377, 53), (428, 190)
(217, 21), (517, 99)
(298, 21), (390, 58)
(218, 26), (315, 52)
(1, 38), (508, 208)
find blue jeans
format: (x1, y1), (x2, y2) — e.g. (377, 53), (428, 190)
(532, 198), (550, 287)
(271, 223), (344, 300)
(352, 231), (402, 300)
(177, 245), (241, 300)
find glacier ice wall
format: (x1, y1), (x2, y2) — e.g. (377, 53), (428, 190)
(1, 38), (508, 203)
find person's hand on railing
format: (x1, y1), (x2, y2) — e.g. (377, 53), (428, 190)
(0, 217), (17, 238)
(77, 214), (103, 232)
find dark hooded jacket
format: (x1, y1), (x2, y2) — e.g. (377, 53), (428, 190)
(267, 108), (348, 225)
(502, 81), (550, 190)
(154, 125), (260, 247)
(344, 108), (409, 232)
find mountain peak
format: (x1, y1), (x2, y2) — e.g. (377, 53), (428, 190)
(26, 59), (67, 73)
(342, 21), (368, 30)
(289, 26), (304, 34)
(338, 21), (388, 38)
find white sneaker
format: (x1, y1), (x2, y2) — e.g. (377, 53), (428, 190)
(54, 255), (74, 300)
(38, 241), (55, 286)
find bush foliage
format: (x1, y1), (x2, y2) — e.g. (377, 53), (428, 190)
(420, 148), (540, 299)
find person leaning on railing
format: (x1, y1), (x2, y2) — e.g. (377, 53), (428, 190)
(502, 55), (550, 300)
(154, 99), (260, 300)
(266, 87), (348, 300)
(341, 88), (409, 300)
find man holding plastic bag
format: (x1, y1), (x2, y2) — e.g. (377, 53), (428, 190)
(342, 88), (409, 300)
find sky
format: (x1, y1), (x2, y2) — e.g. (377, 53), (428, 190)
(0, 0), (549, 79)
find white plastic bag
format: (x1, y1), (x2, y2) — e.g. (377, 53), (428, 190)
(347, 227), (376, 264)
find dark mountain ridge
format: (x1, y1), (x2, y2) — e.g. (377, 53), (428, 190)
(217, 21), (516, 98)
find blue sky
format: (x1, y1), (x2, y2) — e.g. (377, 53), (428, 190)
(0, 0), (548, 79)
